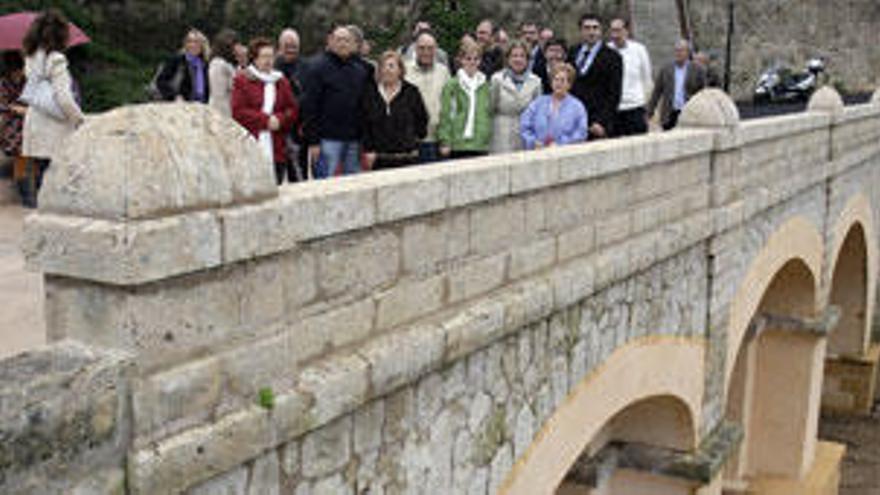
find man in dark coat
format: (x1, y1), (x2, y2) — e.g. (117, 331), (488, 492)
(568, 13), (623, 139)
(302, 26), (369, 178)
(647, 40), (707, 131)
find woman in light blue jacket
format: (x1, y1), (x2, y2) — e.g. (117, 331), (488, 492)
(520, 63), (588, 149)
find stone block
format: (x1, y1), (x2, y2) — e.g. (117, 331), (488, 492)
(133, 357), (222, 440)
(509, 237), (556, 280)
(551, 257), (596, 309)
(448, 254), (508, 303)
(595, 212), (632, 249)
(375, 167), (450, 222)
(444, 300), (506, 363)
(128, 407), (273, 495)
(24, 211), (222, 286)
(401, 214), (453, 276)
(375, 274), (446, 330)
(316, 229), (400, 300)
(220, 200), (294, 263)
(279, 180), (376, 241)
(238, 258), (285, 330)
(359, 324), (446, 396)
(44, 277), (129, 348)
(248, 451), (281, 495)
(298, 354), (369, 425)
(72, 468), (126, 495)
(353, 400), (385, 454)
(510, 150), (560, 194)
(470, 199), (525, 257)
(557, 223), (596, 261)
(187, 467), (248, 495)
(217, 332), (294, 412)
(304, 298), (375, 350)
(280, 249), (318, 311)
(449, 157), (511, 207)
(301, 416), (352, 478)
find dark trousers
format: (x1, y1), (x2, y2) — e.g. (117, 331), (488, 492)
(664, 110), (681, 131)
(418, 142), (441, 164)
(18, 158), (49, 208)
(274, 162), (305, 184)
(614, 107), (648, 137)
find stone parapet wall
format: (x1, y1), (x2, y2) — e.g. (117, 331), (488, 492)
(8, 87), (880, 494)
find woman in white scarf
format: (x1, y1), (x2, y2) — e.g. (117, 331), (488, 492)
(437, 39), (493, 159)
(231, 38), (299, 184)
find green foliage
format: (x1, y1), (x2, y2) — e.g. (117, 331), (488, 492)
(421, 0), (478, 59)
(258, 387), (276, 410)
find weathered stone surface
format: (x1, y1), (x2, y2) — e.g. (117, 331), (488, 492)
(40, 103), (276, 220)
(808, 86), (846, 118)
(248, 451), (281, 495)
(187, 467), (248, 495)
(359, 324), (446, 396)
(301, 416), (352, 478)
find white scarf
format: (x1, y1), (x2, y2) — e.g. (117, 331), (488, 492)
(456, 69), (486, 140)
(247, 65), (284, 161)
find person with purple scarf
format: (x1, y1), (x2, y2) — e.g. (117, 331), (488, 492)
(157, 29), (211, 103)
(520, 63), (588, 150)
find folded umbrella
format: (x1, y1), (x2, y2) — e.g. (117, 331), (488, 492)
(0, 12), (90, 51)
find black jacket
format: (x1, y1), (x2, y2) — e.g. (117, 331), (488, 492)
(157, 53), (210, 103)
(568, 43), (623, 135)
(301, 51), (369, 142)
(361, 81), (428, 155)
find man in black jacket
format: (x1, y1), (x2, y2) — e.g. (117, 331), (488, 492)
(568, 14), (623, 139)
(302, 26), (369, 179)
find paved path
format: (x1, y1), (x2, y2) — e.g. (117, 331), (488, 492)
(0, 183), (45, 359)
(820, 403), (880, 495)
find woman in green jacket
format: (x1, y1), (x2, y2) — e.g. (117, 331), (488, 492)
(438, 39), (493, 159)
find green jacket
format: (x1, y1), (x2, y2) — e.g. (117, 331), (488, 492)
(437, 77), (493, 152)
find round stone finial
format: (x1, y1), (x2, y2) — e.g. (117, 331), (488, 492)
(807, 86), (844, 116)
(39, 103), (278, 220)
(871, 88), (880, 106)
(678, 89), (740, 129)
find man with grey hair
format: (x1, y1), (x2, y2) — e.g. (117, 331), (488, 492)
(647, 39), (706, 130)
(401, 21), (449, 67)
(275, 28), (303, 96)
(404, 30), (450, 162)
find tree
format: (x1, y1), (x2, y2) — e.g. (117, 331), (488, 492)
(421, 0), (477, 59)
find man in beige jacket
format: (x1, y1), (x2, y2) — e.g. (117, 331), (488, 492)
(404, 30), (449, 163)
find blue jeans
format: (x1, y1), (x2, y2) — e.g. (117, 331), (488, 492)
(314, 139), (361, 179)
(418, 142), (441, 164)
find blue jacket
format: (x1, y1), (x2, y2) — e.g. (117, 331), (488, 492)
(520, 94), (588, 150)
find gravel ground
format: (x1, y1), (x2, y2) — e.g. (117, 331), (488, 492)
(819, 402), (880, 495)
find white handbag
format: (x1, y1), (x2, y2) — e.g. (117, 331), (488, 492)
(19, 55), (66, 120)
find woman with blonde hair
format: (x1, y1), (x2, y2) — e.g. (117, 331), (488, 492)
(20, 9), (84, 208)
(438, 39), (493, 159)
(520, 63), (588, 149)
(360, 50), (428, 170)
(157, 28), (211, 102)
(489, 39), (541, 153)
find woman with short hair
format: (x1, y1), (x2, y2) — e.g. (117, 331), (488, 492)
(489, 39), (542, 153)
(438, 39), (493, 159)
(360, 51), (428, 170)
(20, 9), (85, 208)
(519, 63), (588, 150)
(208, 29), (239, 117)
(157, 28), (211, 103)
(232, 38), (299, 184)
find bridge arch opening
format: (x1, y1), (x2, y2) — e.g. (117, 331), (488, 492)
(557, 395), (698, 495)
(498, 338), (704, 495)
(725, 258), (823, 489)
(827, 223), (870, 357)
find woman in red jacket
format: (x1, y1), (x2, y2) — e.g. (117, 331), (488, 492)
(232, 37), (298, 184)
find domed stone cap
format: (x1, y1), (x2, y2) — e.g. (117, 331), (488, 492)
(807, 86), (844, 117)
(39, 103), (278, 220)
(871, 88), (880, 106)
(678, 89), (740, 129)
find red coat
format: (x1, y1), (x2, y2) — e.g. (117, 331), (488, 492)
(231, 71), (298, 164)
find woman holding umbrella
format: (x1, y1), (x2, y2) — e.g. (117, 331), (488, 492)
(21, 9), (84, 208)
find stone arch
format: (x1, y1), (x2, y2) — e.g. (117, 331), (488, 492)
(826, 194), (877, 357)
(723, 216), (824, 393)
(499, 337), (704, 495)
(725, 258), (821, 483)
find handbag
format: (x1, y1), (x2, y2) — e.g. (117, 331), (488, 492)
(19, 54), (66, 120)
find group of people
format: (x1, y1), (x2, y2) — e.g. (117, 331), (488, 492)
(0, 10), (718, 206)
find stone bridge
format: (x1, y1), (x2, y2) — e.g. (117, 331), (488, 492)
(4, 87), (880, 495)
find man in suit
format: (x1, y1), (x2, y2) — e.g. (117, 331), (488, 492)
(569, 13), (623, 139)
(647, 39), (707, 130)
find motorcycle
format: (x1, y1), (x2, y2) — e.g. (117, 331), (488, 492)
(754, 58), (825, 104)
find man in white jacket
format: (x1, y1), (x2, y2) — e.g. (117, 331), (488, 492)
(404, 31), (450, 163)
(608, 18), (653, 137)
